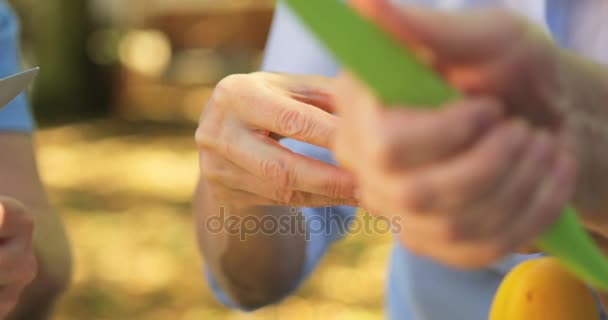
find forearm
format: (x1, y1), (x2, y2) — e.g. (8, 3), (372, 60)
(0, 133), (72, 319)
(194, 179), (306, 310)
(559, 51), (608, 232)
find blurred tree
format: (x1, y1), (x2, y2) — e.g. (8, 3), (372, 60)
(9, 0), (110, 125)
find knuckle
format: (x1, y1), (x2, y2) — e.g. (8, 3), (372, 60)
(195, 113), (229, 151)
(198, 75), (250, 138)
(259, 159), (294, 189)
(275, 108), (310, 138)
(197, 74), (251, 148)
(215, 74), (249, 98)
(196, 119), (235, 158)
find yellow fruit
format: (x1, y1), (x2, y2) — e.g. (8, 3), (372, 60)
(490, 257), (600, 320)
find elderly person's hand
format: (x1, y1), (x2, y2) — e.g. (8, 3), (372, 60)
(332, 0), (580, 268)
(0, 197), (36, 317)
(196, 72), (358, 209)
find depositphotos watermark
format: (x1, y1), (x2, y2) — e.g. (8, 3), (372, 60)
(204, 207), (402, 241)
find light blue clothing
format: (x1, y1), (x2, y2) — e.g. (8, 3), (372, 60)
(0, 0), (34, 132)
(208, 1), (608, 319)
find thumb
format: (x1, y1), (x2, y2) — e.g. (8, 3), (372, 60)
(350, 0), (524, 64)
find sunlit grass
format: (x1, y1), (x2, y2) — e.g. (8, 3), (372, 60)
(36, 119), (393, 320)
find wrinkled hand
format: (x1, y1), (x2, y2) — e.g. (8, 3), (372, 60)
(0, 198), (36, 317)
(196, 72), (358, 209)
(332, 1), (579, 268)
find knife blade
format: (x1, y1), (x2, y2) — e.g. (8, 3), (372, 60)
(0, 68), (39, 110)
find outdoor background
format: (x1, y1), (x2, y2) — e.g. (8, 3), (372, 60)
(7, 0), (394, 319)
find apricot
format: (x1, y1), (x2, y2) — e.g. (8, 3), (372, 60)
(490, 257), (600, 320)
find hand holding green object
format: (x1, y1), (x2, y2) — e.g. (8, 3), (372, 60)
(284, 0), (608, 290)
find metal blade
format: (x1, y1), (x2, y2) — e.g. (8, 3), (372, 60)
(0, 68), (39, 110)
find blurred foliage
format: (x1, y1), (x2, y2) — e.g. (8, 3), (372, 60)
(36, 120), (393, 320)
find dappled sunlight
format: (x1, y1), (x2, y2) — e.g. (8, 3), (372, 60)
(37, 120), (393, 320)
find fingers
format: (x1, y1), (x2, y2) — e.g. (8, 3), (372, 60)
(350, 0), (525, 64)
(247, 133), (355, 198)
(198, 73), (360, 209)
(263, 73), (338, 113)
(399, 120), (529, 213)
(471, 131), (557, 238)
(236, 89), (339, 149)
(333, 71), (381, 170)
(334, 72), (504, 172)
(213, 184), (357, 208)
(201, 128), (357, 199)
(201, 154), (358, 207)
(369, 120), (575, 268)
(379, 97), (503, 169)
(502, 150), (576, 250)
(212, 74), (339, 149)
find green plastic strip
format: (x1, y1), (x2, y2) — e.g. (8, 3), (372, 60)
(285, 0), (608, 290)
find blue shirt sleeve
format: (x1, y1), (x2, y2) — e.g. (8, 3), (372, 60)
(0, 1), (34, 132)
